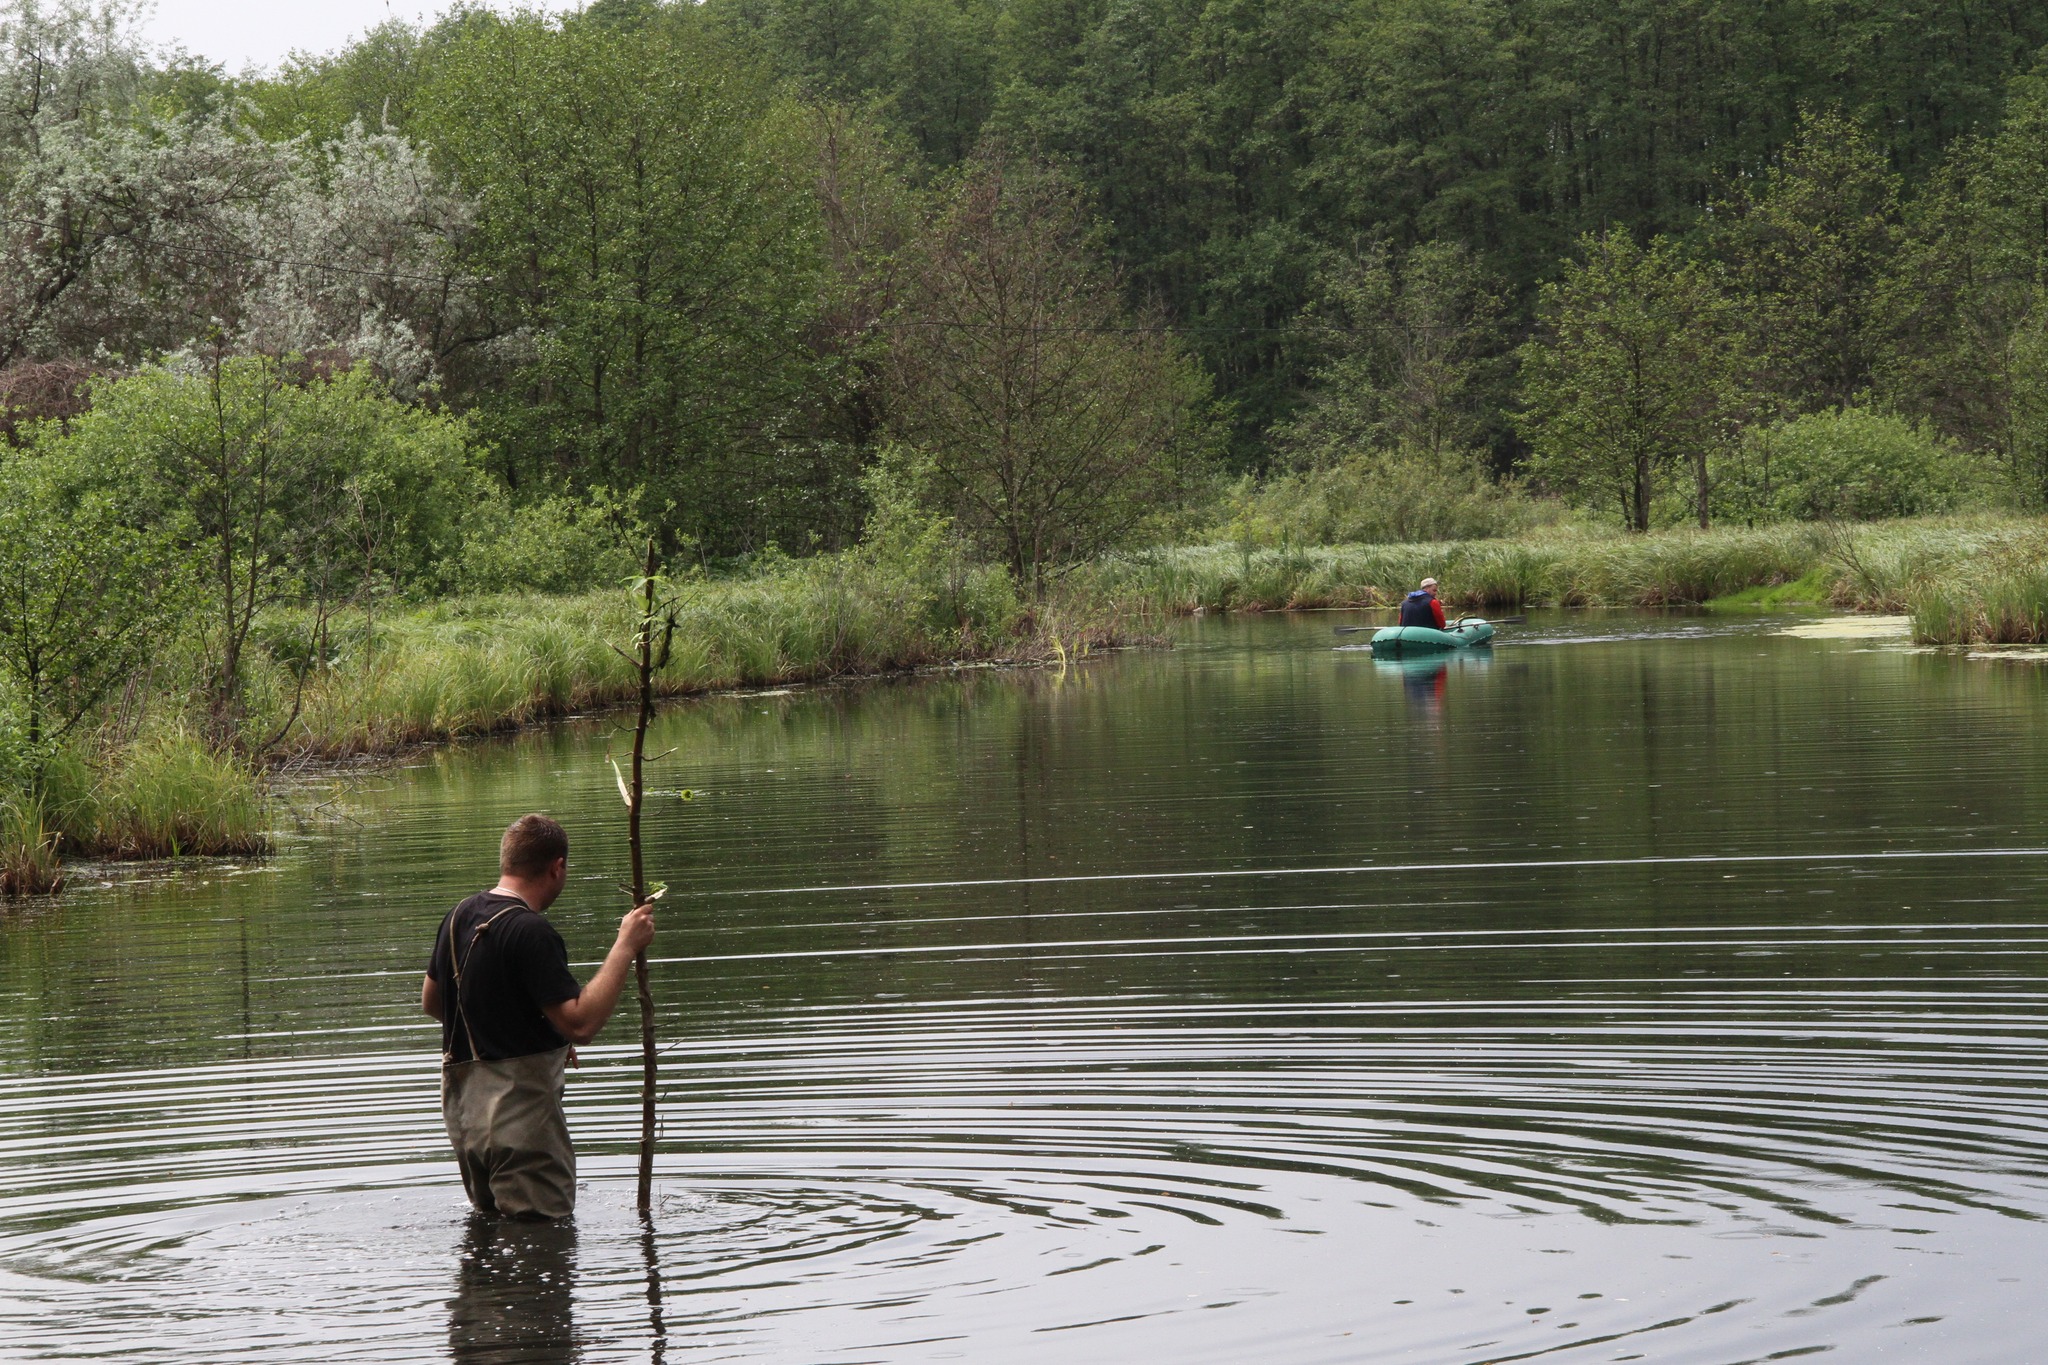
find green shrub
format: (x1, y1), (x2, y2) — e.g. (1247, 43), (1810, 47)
(1208, 448), (1558, 548)
(1716, 408), (1971, 523)
(449, 492), (644, 596)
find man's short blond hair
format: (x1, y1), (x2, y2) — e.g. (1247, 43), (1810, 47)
(500, 814), (568, 878)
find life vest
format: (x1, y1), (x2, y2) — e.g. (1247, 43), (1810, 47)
(1398, 590), (1440, 628)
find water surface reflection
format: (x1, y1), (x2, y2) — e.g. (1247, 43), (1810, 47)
(0, 611), (2043, 1361)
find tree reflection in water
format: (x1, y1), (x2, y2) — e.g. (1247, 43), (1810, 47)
(448, 1214), (580, 1365)
(641, 1213), (668, 1365)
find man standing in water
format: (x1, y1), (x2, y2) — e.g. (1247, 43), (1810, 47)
(423, 813), (656, 1219)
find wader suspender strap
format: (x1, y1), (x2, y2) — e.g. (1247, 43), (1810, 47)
(444, 898), (529, 1065)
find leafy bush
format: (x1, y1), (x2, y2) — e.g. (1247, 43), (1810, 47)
(0, 454), (187, 751)
(848, 450), (1022, 642)
(1716, 408), (1971, 523)
(1207, 447), (1557, 547)
(449, 492), (644, 595)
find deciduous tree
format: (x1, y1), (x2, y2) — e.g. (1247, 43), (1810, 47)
(1519, 234), (1749, 531)
(0, 458), (177, 763)
(1712, 108), (1901, 412)
(417, 9), (827, 554)
(886, 152), (1212, 589)
(1279, 239), (1508, 467)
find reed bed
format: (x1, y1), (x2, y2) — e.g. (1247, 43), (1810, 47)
(272, 552), (1064, 756)
(2, 734), (267, 896)
(0, 795), (63, 896)
(1907, 543), (2048, 644)
(76, 735), (271, 859)
(1091, 517), (2046, 618)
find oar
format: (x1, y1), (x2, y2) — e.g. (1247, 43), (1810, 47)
(1334, 616), (1526, 634)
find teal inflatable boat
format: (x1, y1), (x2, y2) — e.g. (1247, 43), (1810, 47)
(1369, 618), (1496, 655)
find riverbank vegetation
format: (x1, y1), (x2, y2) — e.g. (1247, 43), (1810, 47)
(1093, 518), (2040, 618)
(12, 0), (2048, 890)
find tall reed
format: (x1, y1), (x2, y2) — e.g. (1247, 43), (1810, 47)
(84, 734), (270, 859)
(1910, 556), (2048, 644)
(263, 547), (1048, 756)
(1092, 517), (2045, 619)
(0, 794), (63, 897)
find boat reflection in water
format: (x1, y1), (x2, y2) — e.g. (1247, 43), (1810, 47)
(449, 1214), (580, 1365)
(1374, 648), (1491, 724)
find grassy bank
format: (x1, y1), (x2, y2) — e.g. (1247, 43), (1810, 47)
(265, 546), (1115, 756)
(1088, 517), (2043, 618)
(3, 540), (1093, 891)
(1, 736), (268, 895)
(261, 515), (2044, 769)
(1907, 544), (2048, 644)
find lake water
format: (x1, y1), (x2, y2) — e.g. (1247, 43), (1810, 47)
(2, 611), (2046, 1363)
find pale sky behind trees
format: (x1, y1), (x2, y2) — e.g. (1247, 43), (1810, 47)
(141, 0), (573, 72)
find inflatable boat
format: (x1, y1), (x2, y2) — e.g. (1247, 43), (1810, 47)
(1368, 618), (1496, 655)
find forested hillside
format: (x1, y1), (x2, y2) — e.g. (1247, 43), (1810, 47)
(708, 0), (2048, 452)
(10, 0), (2048, 563)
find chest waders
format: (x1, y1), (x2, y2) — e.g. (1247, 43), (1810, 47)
(440, 900), (577, 1219)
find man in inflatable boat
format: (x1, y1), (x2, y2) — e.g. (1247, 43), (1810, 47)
(1398, 577), (1448, 629)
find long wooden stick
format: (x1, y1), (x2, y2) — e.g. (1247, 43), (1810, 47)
(629, 540), (660, 1216)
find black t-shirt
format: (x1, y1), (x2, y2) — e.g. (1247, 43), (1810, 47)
(428, 891), (582, 1063)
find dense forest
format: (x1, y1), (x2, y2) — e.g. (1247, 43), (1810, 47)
(10, 0), (2048, 560)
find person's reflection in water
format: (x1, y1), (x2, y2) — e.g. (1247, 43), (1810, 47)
(1401, 658), (1449, 727)
(449, 1213), (581, 1365)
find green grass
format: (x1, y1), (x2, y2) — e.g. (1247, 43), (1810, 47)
(1089, 517), (2045, 619)
(1702, 568), (1835, 610)
(0, 793), (63, 896)
(4, 731), (269, 894)
(1909, 551), (2048, 644)
(255, 542), (1085, 756)
(77, 734), (271, 859)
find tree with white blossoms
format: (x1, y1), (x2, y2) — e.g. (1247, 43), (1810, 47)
(0, 2), (482, 393)
(230, 122), (483, 398)
(0, 1), (282, 367)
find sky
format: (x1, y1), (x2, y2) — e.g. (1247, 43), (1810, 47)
(140, 1), (578, 73)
